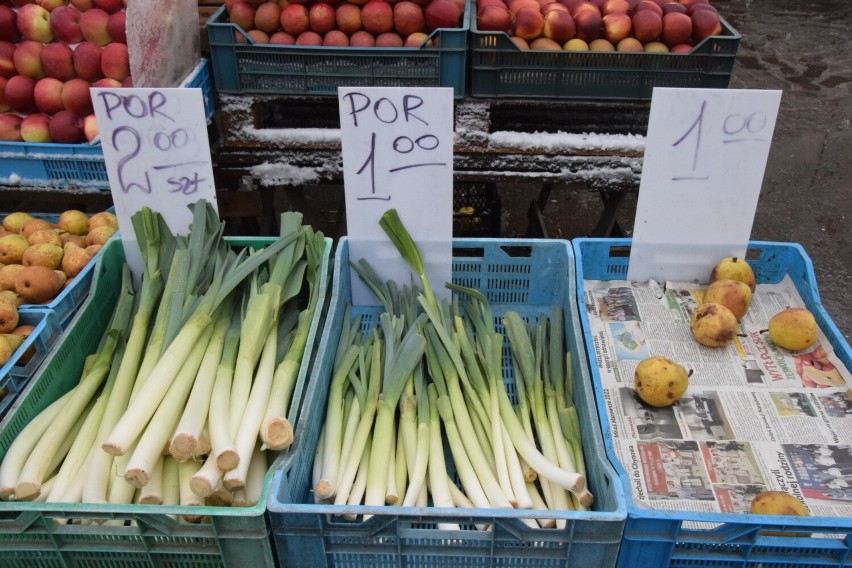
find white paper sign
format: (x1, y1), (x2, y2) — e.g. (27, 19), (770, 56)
(92, 87), (217, 279)
(628, 88), (782, 283)
(339, 87), (454, 306)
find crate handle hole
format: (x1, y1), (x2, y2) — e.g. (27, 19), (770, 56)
(608, 246), (631, 258)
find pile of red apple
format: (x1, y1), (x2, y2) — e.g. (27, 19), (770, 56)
(0, 0), (127, 145)
(224, 0), (465, 48)
(476, 0), (724, 52)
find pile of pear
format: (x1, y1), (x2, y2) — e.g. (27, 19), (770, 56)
(691, 256), (819, 352)
(0, 210), (117, 307)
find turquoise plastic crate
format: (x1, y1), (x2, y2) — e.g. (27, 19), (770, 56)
(0, 308), (62, 423)
(268, 237), (626, 568)
(206, 3), (469, 98)
(469, 1), (740, 100)
(0, 233), (332, 568)
(0, 58), (215, 190)
(573, 238), (852, 568)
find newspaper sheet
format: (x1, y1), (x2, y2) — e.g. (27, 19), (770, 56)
(582, 276), (852, 517)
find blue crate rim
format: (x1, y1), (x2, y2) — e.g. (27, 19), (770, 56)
(268, 236), (627, 524)
(573, 236), (852, 531)
(0, 234), (333, 520)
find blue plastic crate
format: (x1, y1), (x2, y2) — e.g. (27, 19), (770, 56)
(267, 237), (626, 568)
(206, 3), (468, 98)
(572, 238), (852, 568)
(0, 308), (62, 422)
(0, 233), (332, 568)
(0, 58), (215, 190)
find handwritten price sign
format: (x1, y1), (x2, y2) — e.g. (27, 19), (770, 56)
(628, 88), (782, 283)
(339, 87), (454, 306)
(92, 86), (217, 280)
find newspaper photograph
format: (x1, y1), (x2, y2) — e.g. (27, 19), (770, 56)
(583, 276), (852, 517)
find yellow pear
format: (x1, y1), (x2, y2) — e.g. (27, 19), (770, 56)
(61, 246), (93, 279)
(59, 232), (88, 248)
(703, 280), (752, 321)
(85, 244), (103, 256)
(634, 355), (690, 407)
(27, 229), (63, 247)
(1, 212), (34, 234)
(88, 211), (118, 232)
(20, 218), (56, 239)
(0, 234), (30, 265)
(0, 299), (19, 333)
(86, 225), (116, 247)
(10, 325), (33, 364)
(750, 490), (809, 516)
(690, 303), (739, 347)
(0, 334), (13, 366)
(767, 308), (817, 351)
(22, 243), (64, 270)
(710, 257), (756, 293)
(0, 290), (22, 307)
(0, 264), (25, 292)
(57, 209), (90, 236)
(15, 265), (65, 304)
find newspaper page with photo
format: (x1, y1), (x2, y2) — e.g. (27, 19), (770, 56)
(582, 275), (852, 517)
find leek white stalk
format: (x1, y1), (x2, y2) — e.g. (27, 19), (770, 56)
(436, 395), (491, 509)
(162, 456), (180, 521)
(385, 418), (398, 505)
(501, 423), (533, 510)
(345, 436), (372, 517)
(178, 459), (204, 522)
(426, 386), (453, 509)
(209, 318), (241, 472)
(139, 456), (164, 504)
(190, 455), (223, 499)
(124, 324), (214, 488)
(526, 482), (556, 529)
(245, 444), (267, 507)
(393, 420), (408, 506)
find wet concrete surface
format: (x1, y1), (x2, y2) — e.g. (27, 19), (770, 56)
(499, 0), (851, 341)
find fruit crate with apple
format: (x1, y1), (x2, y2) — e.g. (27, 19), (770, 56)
(469, 0), (740, 100)
(0, 58), (214, 190)
(0, 308), (62, 423)
(0, 232), (333, 568)
(452, 181), (501, 237)
(267, 237), (627, 568)
(572, 238), (852, 568)
(205, 0), (469, 98)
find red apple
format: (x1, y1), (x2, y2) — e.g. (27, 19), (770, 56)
(4, 74), (36, 113)
(361, 0), (393, 34)
(600, 0), (628, 14)
(0, 113), (22, 142)
(36, 0), (67, 11)
(541, 2), (569, 14)
(669, 42), (692, 52)
(82, 112), (97, 141)
(375, 30), (403, 46)
(309, 2), (336, 34)
(229, 1), (256, 30)
(121, 75), (131, 87)
(91, 76), (120, 88)
(72, 41), (102, 81)
(633, 0), (662, 16)
(477, 0), (507, 8)
(508, 0), (539, 15)
(246, 29), (269, 42)
(573, 9), (601, 41)
(690, 8), (720, 42)
(294, 30), (322, 44)
(542, 9), (574, 43)
(349, 30), (375, 46)
(41, 42), (75, 81)
(254, 1), (281, 34)
(100, 41), (128, 82)
(631, 9), (661, 42)
(17, 4), (54, 43)
(616, 36), (642, 50)
(48, 109), (84, 143)
(49, 5), (83, 44)
(93, 0), (122, 13)
(323, 29), (349, 45)
(0, 41), (15, 79)
(13, 40), (45, 79)
(20, 113), (51, 142)
(33, 76), (64, 113)
(106, 10), (125, 43)
(601, 11), (630, 43)
(404, 31), (432, 46)
(510, 6), (543, 39)
(80, 8), (111, 45)
(588, 37), (614, 50)
(424, 0), (459, 30)
(393, 1), (424, 36)
(0, 5), (20, 43)
(662, 2), (687, 14)
(661, 11), (690, 45)
(476, 4), (510, 31)
(269, 30), (296, 44)
(510, 36), (529, 49)
(530, 37), (561, 49)
(689, 3), (718, 16)
(335, 3), (362, 34)
(61, 77), (92, 115)
(280, 4), (309, 35)
(570, 1), (600, 17)
(70, 0), (94, 9)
